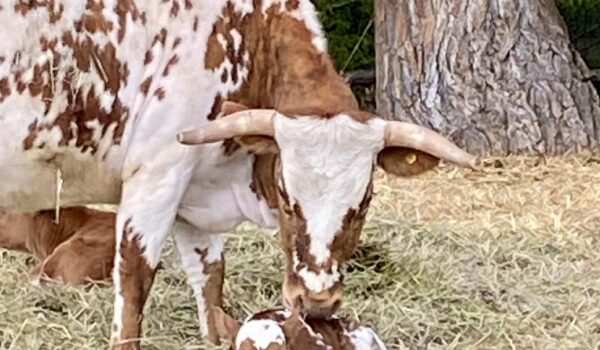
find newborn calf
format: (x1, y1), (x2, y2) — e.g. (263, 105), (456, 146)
(213, 307), (387, 350)
(0, 207), (115, 286)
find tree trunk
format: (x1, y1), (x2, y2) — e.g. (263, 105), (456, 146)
(375, 0), (600, 156)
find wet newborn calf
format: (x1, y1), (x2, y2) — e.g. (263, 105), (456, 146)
(0, 207), (115, 286)
(213, 307), (387, 350)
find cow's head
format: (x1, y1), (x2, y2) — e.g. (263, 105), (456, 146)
(178, 102), (477, 317)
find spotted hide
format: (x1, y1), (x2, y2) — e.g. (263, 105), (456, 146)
(0, 1), (476, 349)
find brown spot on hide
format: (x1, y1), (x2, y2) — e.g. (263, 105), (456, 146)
(207, 94), (223, 121)
(221, 69), (228, 83)
(184, 0), (192, 9)
(170, 1), (179, 17)
(251, 154), (279, 208)
(204, 3), (247, 71)
(14, 1), (64, 23)
(152, 28), (168, 47)
(192, 16), (199, 31)
(116, 0), (142, 43)
(0, 78), (10, 102)
(154, 87), (166, 100)
(83, 0), (114, 33)
(163, 55), (179, 76)
(144, 49), (153, 65)
(139, 77), (152, 95)
(117, 218), (157, 345)
(173, 37), (182, 49)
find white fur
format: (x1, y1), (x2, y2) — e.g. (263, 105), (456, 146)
(346, 326), (388, 350)
(274, 114), (386, 290)
(236, 319), (286, 350)
(294, 252), (341, 293)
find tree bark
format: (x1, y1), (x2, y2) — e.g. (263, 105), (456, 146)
(375, 0), (600, 155)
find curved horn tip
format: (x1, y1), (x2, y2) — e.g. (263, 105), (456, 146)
(176, 133), (184, 143)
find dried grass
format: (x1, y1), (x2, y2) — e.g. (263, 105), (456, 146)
(1, 156), (600, 349)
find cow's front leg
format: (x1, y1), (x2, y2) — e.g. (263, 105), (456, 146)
(173, 220), (225, 344)
(110, 166), (194, 350)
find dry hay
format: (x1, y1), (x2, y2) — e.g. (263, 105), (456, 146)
(1, 156), (600, 349)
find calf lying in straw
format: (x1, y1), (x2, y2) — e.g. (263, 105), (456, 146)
(213, 307), (387, 350)
(0, 207), (115, 286)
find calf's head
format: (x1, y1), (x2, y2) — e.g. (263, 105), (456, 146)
(179, 102), (477, 317)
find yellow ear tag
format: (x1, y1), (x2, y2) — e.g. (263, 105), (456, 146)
(405, 153), (417, 164)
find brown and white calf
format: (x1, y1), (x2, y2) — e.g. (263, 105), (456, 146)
(0, 207), (115, 286)
(213, 307), (387, 350)
(0, 0), (476, 348)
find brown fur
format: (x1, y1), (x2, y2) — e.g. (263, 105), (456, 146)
(0, 207), (115, 286)
(114, 218), (156, 350)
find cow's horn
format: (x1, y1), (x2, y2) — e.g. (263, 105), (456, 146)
(177, 110), (276, 145)
(384, 121), (478, 168)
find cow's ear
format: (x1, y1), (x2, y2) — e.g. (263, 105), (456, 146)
(218, 101), (279, 154)
(377, 147), (439, 177)
(220, 101), (250, 116)
(212, 306), (241, 343)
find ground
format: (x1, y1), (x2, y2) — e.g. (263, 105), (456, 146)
(0, 156), (599, 349)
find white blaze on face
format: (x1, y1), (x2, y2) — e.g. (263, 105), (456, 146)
(236, 319), (286, 350)
(274, 114), (387, 291)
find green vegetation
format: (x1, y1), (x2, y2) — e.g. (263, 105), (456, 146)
(316, 0), (600, 71)
(314, 0), (375, 72)
(556, 0), (600, 68)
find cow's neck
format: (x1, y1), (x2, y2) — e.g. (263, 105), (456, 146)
(234, 10), (358, 113)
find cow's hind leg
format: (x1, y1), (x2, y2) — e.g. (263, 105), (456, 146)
(173, 220), (224, 344)
(110, 165), (194, 350)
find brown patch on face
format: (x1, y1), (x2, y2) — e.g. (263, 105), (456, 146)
(184, 0), (192, 9)
(0, 56), (5, 64)
(115, 0), (142, 43)
(330, 178), (373, 263)
(195, 247), (225, 344)
(83, 0), (114, 33)
(162, 55), (179, 76)
(116, 218), (157, 344)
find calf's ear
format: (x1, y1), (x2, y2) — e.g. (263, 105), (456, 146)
(212, 306), (241, 343)
(377, 147), (439, 177)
